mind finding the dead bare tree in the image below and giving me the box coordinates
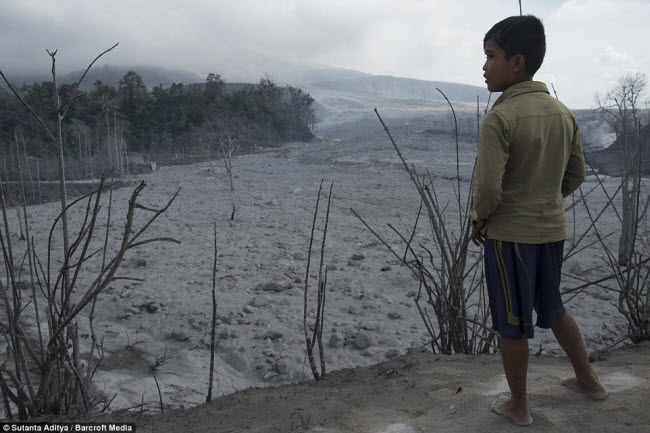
[206,112,243,192]
[303,180,333,380]
[596,73,647,265]
[1,43,119,328]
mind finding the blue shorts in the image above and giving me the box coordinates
[484,236,566,340]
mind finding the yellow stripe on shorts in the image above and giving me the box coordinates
[494,240,520,326]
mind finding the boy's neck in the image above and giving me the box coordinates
[505,76,534,91]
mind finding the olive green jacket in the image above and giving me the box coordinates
[470,81,585,243]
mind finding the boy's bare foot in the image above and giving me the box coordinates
[491,395,533,427]
[561,377,608,400]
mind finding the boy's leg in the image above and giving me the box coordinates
[493,334,533,426]
[484,238,535,426]
[552,312,608,399]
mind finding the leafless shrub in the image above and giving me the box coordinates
[303,180,333,379]
[561,158,650,344]
[207,222,218,402]
[353,93,495,355]
[0,179,180,419]
[147,348,170,414]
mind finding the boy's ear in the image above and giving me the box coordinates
[511,54,526,73]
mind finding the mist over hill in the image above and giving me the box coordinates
[1,64,203,89]
[310,75,490,103]
[63,64,205,89]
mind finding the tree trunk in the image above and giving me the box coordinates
[35,159,41,204]
[51,53,72,311]
[18,133,35,203]
[105,109,112,170]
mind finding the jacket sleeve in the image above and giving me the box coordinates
[470,110,510,229]
[561,120,586,197]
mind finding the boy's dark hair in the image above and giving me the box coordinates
[484,15,546,76]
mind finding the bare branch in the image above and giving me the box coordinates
[0,70,55,141]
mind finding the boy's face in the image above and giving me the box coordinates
[483,39,523,92]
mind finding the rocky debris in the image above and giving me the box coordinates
[255,280,293,293]
[362,322,379,331]
[238,317,252,325]
[350,253,366,261]
[379,337,399,347]
[257,362,277,381]
[592,289,613,301]
[255,351,292,382]
[293,252,306,261]
[328,331,345,348]
[171,329,190,342]
[126,306,141,315]
[250,296,272,307]
[387,312,403,320]
[134,300,160,314]
[221,348,249,372]
[188,317,208,330]
[381,265,392,271]
[255,330,283,341]
[243,305,256,314]
[219,328,240,339]
[385,349,401,359]
[568,262,584,276]
[129,257,147,268]
[117,309,137,320]
[264,199,279,206]
[348,305,363,316]
[354,331,372,350]
[275,358,291,375]
[352,290,371,301]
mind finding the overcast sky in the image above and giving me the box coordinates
[1,0,648,108]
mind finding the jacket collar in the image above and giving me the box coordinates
[492,81,550,108]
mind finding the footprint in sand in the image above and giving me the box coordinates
[481,372,644,396]
[378,424,417,433]
[598,372,644,393]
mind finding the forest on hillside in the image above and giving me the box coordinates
[0,71,316,184]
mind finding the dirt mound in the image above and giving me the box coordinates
[102,342,650,433]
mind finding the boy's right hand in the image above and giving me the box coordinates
[471,225,485,247]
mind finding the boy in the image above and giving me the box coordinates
[470,15,607,426]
